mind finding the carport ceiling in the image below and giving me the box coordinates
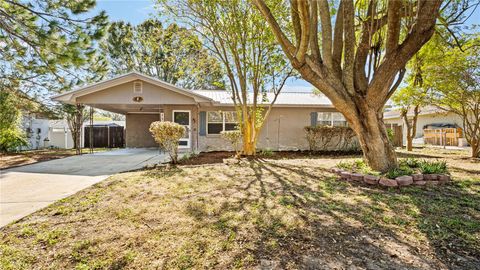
[88,104,166,115]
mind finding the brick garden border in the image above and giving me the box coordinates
[331,168,451,188]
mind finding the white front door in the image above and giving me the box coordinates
[172,110,191,148]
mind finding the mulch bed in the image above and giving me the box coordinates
[178,150,361,166]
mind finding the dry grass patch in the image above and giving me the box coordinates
[1,154,479,269]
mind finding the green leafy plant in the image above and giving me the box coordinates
[179,152,199,162]
[420,160,448,174]
[0,129,27,153]
[337,159,379,175]
[386,128,394,143]
[385,167,414,179]
[399,158,421,168]
[259,148,275,157]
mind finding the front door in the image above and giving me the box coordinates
[172,110,191,149]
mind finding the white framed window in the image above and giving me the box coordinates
[317,112,347,127]
[207,111,238,134]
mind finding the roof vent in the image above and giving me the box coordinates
[133,81,143,93]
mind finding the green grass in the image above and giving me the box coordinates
[0,155,478,269]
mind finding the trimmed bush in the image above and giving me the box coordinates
[220,130,242,156]
[304,126,360,152]
[149,121,185,164]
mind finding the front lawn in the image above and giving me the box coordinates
[1,149,479,269]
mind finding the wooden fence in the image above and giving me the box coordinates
[84,125,125,148]
[424,128,462,146]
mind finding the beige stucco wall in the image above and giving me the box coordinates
[77,81,197,105]
[126,105,198,148]
[197,106,338,152]
[126,105,340,152]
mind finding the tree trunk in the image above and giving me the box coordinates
[409,106,420,151]
[470,139,479,158]
[74,108,83,155]
[242,116,257,156]
[348,105,398,172]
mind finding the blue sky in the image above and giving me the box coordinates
[91,0,480,91]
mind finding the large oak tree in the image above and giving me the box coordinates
[252,0,474,171]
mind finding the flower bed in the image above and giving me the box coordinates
[332,158,451,188]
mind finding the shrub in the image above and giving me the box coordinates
[149,121,185,164]
[0,128,27,153]
[304,126,322,151]
[220,130,242,156]
[304,126,360,151]
[420,160,448,174]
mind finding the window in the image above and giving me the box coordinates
[207,111,238,134]
[317,112,347,127]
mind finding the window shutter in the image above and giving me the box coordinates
[310,112,318,127]
[199,111,206,136]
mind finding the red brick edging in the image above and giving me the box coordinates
[330,168,451,187]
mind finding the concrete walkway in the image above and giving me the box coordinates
[0,148,167,227]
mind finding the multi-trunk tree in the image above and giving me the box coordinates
[160,0,292,155]
[252,0,474,171]
[102,19,224,90]
[391,53,429,151]
[391,85,429,151]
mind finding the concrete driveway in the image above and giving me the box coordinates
[0,148,167,227]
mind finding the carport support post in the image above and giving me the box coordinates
[89,107,94,154]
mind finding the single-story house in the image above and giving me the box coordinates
[52,72,349,152]
[384,106,468,147]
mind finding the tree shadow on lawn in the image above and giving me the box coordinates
[2,159,478,269]
[245,160,480,269]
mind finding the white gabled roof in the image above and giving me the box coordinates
[193,90,333,107]
[51,71,333,107]
[52,71,214,104]
[383,105,448,119]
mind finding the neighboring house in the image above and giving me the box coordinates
[52,72,347,152]
[21,118,125,150]
[384,106,468,147]
[21,115,50,150]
